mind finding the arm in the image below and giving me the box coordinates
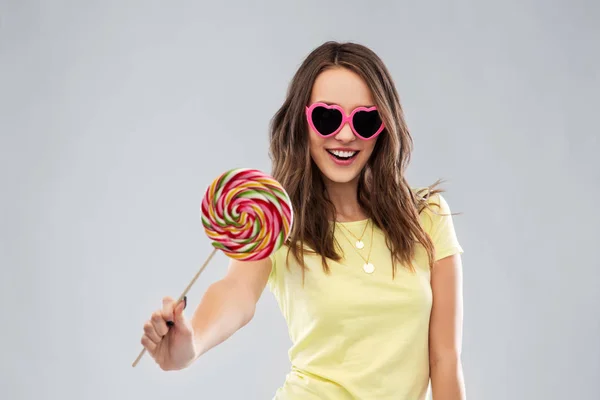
[429,253,466,400]
[190,257,272,358]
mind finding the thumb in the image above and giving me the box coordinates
[173,296,187,323]
[161,296,176,324]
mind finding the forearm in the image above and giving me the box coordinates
[430,356,466,400]
[190,279,255,358]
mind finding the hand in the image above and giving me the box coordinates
[140,296,197,371]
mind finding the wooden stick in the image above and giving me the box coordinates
[132,248,219,367]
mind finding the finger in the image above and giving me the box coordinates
[151,311,169,337]
[162,296,176,309]
[141,335,158,355]
[162,297,176,326]
[174,297,187,323]
[143,321,161,343]
[163,296,187,326]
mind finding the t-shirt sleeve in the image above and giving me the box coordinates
[422,193,464,261]
[267,246,282,292]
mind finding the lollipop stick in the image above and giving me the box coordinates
[131,247,219,367]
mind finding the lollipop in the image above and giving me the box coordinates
[132,168,292,367]
[201,168,293,261]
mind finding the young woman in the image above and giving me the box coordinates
[140,41,466,400]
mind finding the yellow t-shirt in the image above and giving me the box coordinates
[267,193,463,400]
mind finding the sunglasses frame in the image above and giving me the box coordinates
[305,102,385,141]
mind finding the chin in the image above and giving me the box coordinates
[313,150,367,184]
[321,169,361,184]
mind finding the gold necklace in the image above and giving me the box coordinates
[337,219,370,249]
[337,220,376,274]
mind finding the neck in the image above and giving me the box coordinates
[324,177,367,222]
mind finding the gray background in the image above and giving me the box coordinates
[1,0,598,399]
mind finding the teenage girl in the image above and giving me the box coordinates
[140,41,466,400]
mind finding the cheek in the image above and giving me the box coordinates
[308,130,325,152]
[361,139,377,158]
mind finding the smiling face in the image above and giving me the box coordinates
[307,67,380,185]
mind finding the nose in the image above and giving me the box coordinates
[334,122,355,143]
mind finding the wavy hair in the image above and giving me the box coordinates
[269,41,442,279]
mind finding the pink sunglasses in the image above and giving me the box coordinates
[305,102,385,140]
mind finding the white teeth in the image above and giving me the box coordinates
[329,150,357,158]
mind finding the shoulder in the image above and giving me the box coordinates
[269,242,289,270]
[412,186,463,259]
[412,187,452,224]
[267,243,293,290]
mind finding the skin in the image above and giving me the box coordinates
[307,67,378,222]
[140,67,465,399]
[430,254,466,399]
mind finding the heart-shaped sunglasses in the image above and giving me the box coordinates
[305,102,385,140]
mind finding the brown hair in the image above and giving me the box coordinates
[269,41,442,278]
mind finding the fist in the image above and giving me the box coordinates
[141,296,197,370]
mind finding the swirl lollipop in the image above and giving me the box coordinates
[132,168,292,367]
[201,168,293,261]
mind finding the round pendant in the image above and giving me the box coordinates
[355,240,365,249]
[363,263,375,274]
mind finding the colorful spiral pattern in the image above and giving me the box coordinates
[201,168,293,261]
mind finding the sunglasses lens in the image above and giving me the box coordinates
[311,106,343,136]
[353,110,383,138]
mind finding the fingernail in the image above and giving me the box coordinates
[166,321,174,327]
[183,296,187,309]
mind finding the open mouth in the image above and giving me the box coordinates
[326,149,359,161]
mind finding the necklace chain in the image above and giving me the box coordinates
[336,220,376,274]
[337,219,370,249]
